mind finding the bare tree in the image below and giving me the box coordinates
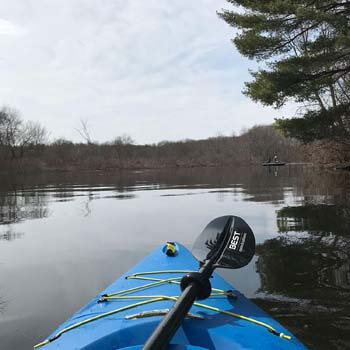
[75,119,93,144]
[0,106,48,159]
[110,134,134,146]
[17,121,48,157]
[22,121,48,146]
[0,106,23,159]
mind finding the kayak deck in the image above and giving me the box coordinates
[35,243,307,350]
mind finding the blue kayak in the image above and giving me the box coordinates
[34,243,308,350]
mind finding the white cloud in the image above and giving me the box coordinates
[0,19,24,35]
[0,1,295,144]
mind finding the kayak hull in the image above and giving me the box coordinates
[36,243,307,350]
[262,162,286,166]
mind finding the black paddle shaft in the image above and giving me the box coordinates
[142,261,214,350]
[142,282,199,350]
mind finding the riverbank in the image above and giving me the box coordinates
[0,156,263,173]
[3,124,349,174]
[0,125,305,173]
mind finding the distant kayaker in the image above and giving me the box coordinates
[273,155,278,163]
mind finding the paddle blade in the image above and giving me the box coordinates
[192,215,255,269]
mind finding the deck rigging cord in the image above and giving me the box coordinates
[33,270,291,348]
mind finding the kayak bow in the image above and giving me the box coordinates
[34,242,308,349]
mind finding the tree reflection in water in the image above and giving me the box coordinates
[255,204,350,350]
[0,226,24,241]
[0,189,49,225]
[0,167,349,349]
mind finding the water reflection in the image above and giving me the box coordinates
[102,194,136,200]
[0,166,349,350]
[0,226,24,241]
[0,190,49,225]
[256,233,350,295]
[277,204,350,236]
[0,180,139,224]
[0,165,307,204]
[255,202,350,349]
[0,166,298,229]
[0,295,6,314]
[277,204,350,291]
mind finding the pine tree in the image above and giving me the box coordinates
[218,1,350,144]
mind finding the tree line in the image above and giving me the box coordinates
[0,106,304,172]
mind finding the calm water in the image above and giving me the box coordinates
[0,166,349,350]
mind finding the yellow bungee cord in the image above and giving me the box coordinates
[34,270,291,348]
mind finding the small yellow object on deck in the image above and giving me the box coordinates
[165,242,177,256]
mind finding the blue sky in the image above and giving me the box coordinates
[0,1,294,144]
